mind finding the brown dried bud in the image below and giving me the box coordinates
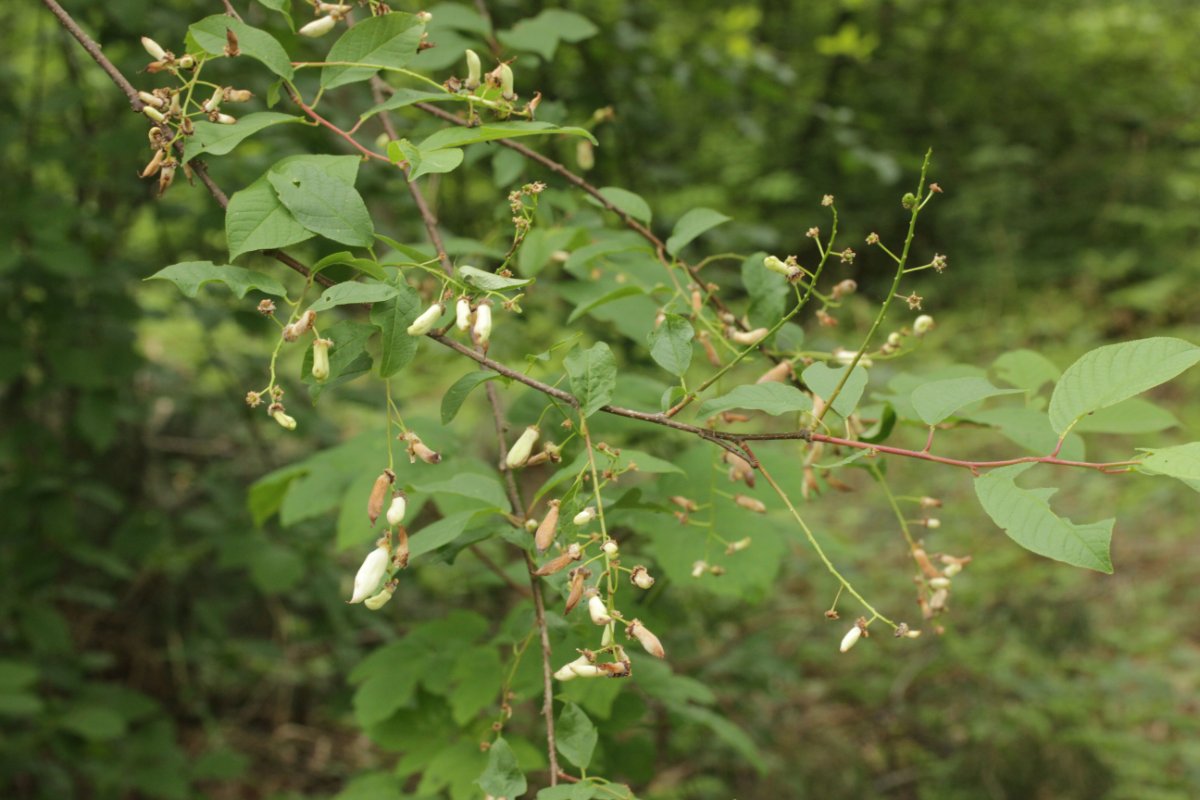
[920,496,943,508]
[720,412,752,424]
[564,567,591,613]
[697,331,721,367]
[367,469,396,525]
[535,500,560,554]
[626,619,665,659]
[597,659,632,678]
[630,565,655,590]
[912,548,940,579]
[831,279,858,300]
[756,361,795,384]
[393,527,410,570]
[815,309,838,328]
[403,431,441,464]
[733,494,766,514]
[723,451,756,487]
[670,495,698,512]
[257,299,276,315]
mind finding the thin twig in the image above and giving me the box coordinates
[40,0,143,111]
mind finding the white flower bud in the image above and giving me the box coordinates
[473,301,492,346]
[691,560,708,578]
[729,327,769,346]
[733,494,766,514]
[587,594,612,626]
[626,619,665,659]
[573,506,597,526]
[631,566,655,589]
[926,517,941,529]
[601,623,614,647]
[833,348,873,368]
[142,106,166,123]
[141,37,168,61]
[407,302,444,336]
[455,296,472,331]
[299,15,337,38]
[928,576,951,590]
[554,654,601,681]
[601,540,619,557]
[214,113,237,125]
[942,562,962,578]
[505,425,540,469]
[386,494,407,527]
[311,337,332,382]
[839,625,863,653]
[913,314,935,336]
[887,332,903,347]
[270,407,296,430]
[349,546,389,604]
[464,49,482,90]
[498,62,515,99]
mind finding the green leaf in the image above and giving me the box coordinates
[992,349,1061,392]
[967,407,1086,462]
[182,112,304,162]
[146,261,286,298]
[591,187,652,223]
[555,703,598,769]
[268,162,375,247]
[910,377,1022,425]
[537,786,597,800]
[308,281,398,312]
[567,285,646,324]
[0,661,37,692]
[59,705,127,741]
[253,0,292,27]
[301,320,376,393]
[741,250,786,328]
[665,208,731,256]
[188,16,294,79]
[499,9,598,60]
[0,692,43,717]
[419,121,597,151]
[409,510,492,561]
[974,463,1114,573]
[458,264,534,291]
[321,13,426,89]
[802,362,868,418]
[410,472,509,511]
[359,89,456,122]
[1048,337,1200,434]
[311,251,387,282]
[387,138,466,180]
[565,342,617,417]
[369,279,422,377]
[674,705,766,775]
[476,737,526,798]
[694,383,812,419]
[1138,442,1200,482]
[442,372,502,424]
[1072,397,1179,434]
[646,314,694,377]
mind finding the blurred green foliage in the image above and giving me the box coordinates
[3,1,1198,799]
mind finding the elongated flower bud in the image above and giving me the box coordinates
[913,314,935,336]
[729,327,769,346]
[464,49,482,90]
[534,499,560,554]
[840,625,863,653]
[364,579,397,610]
[299,15,337,38]
[349,545,389,604]
[455,296,472,331]
[587,593,612,626]
[598,659,631,678]
[554,653,599,681]
[912,548,940,579]
[505,425,540,469]
[533,543,582,577]
[723,451,756,487]
[670,496,698,512]
[386,493,407,527]
[404,432,442,464]
[630,565,655,590]
[223,88,253,103]
[367,469,395,525]
[140,148,166,179]
[407,302,443,336]
[763,255,800,280]
[573,506,596,526]
[928,576,951,589]
[691,560,708,578]
[734,494,766,514]
[564,567,590,614]
[214,113,237,125]
[142,36,168,60]
[626,619,665,659]
[756,360,795,384]
[270,407,296,430]
[142,106,166,123]
[498,62,515,100]
[473,301,493,346]
[725,537,752,554]
[311,337,332,382]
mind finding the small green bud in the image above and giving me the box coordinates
[902,192,917,209]
[464,49,482,90]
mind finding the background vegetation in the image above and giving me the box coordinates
[3,1,1198,798]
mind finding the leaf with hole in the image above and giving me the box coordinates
[182,112,304,162]
[565,342,617,417]
[188,16,293,79]
[647,314,694,377]
[321,13,426,89]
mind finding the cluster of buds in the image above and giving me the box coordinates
[402,431,441,464]
[141,36,195,73]
[763,254,803,282]
[298,4,352,38]
[723,451,756,487]
[912,546,972,619]
[199,85,252,124]
[283,310,318,342]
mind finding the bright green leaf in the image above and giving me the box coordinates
[695,383,812,420]
[802,362,868,418]
[369,279,422,377]
[146,261,286,298]
[308,281,398,312]
[565,342,617,417]
[442,372,502,424]
[1048,337,1200,434]
[568,285,646,324]
[556,703,597,769]
[408,511,490,561]
[1138,442,1200,482]
[359,89,456,122]
[1072,397,1179,434]
[592,187,652,224]
[268,162,375,247]
[322,13,425,89]
[499,9,598,60]
[419,121,596,152]
[476,737,526,798]
[647,314,694,377]
[311,251,387,282]
[974,463,1114,573]
[188,16,294,78]
[992,349,1060,393]
[665,208,731,256]
[458,265,534,291]
[182,112,304,162]
[910,377,1022,425]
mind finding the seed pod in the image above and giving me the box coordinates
[533,543,582,577]
[756,360,795,384]
[407,302,444,336]
[140,148,166,179]
[734,494,766,514]
[464,49,482,89]
[729,327,769,346]
[349,545,389,604]
[505,425,540,469]
[630,565,655,590]
[311,337,332,382]
[573,506,597,526]
[473,301,493,346]
[564,567,590,613]
[587,593,613,626]
[534,500,560,554]
[626,619,665,659]
[601,540,619,557]
[270,406,297,431]
[386,493,407,527]
[913,314,935,336]
[299,15,337,37]
[366,469,396,525]
[455,296,472,331]
[839,624,863,653]
[364,579,397,610]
